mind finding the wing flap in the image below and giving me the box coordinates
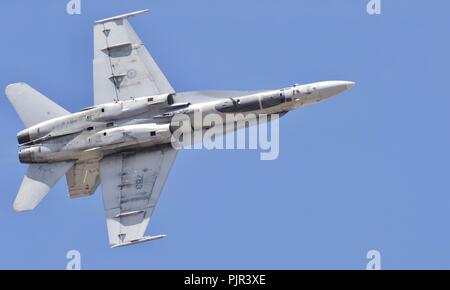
[66,160,100,198]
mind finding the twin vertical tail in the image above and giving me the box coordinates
[5,83,73,211]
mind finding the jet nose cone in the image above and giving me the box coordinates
[344,81,355,90]
[327,80,355,91]
[317,80,355,99]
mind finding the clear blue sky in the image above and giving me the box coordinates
[1,0,450,269]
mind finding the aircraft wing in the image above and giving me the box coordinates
[99,145,177,247]
[93,9,174,105]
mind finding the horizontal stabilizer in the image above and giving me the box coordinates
[14,161,74,212]
[5,83,70,128]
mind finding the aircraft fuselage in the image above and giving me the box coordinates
[17,81,354,164]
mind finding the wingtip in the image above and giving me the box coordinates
[95,9,150,24]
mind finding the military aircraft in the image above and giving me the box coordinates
[5,10,354,248]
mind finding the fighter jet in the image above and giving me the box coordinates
[5,10,354,248]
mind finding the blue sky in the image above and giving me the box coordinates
[1,0,450,269]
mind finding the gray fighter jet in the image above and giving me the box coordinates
[5,10,354,248]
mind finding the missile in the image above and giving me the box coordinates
[91,124,172,147]
[111,235,166,248]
